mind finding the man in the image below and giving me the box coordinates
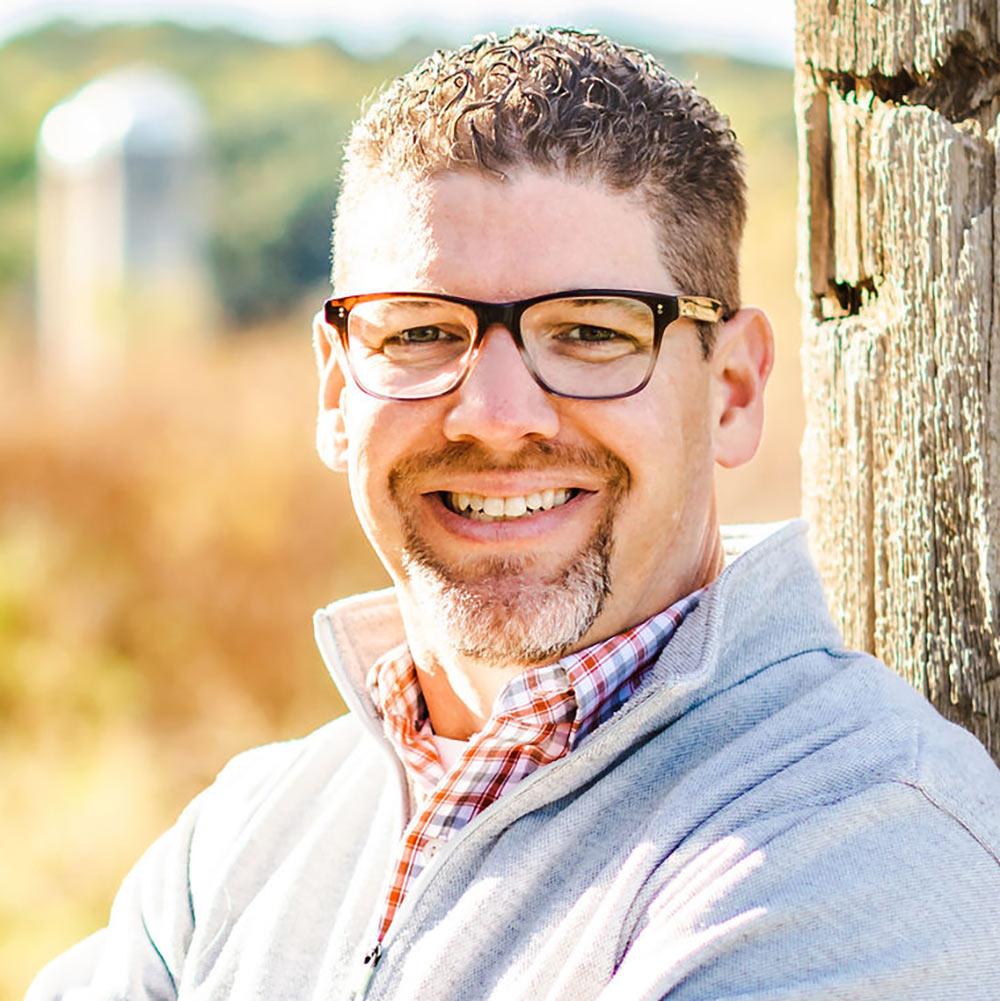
[31,26,1000,1001]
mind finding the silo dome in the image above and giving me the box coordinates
[39,65,204,171]
[35,64,213,382]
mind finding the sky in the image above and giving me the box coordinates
[0,0,795,64]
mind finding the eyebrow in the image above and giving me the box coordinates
[362,299,464,320]
[549,297,652,318]
[371,300,448,311]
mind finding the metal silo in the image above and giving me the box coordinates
[37,65,212,381]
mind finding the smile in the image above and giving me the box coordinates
[440,489,580,521]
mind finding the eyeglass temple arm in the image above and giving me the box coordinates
[677,296,724,323]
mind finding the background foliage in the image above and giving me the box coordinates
[0,20,800,999]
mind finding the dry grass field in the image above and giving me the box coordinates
[0,329,381,992]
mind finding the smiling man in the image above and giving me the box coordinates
[31,26,1000,1001]
[321,166,748,744]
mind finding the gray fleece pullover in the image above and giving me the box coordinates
[29,521,1000,1000]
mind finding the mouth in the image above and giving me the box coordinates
[438,488,582,521]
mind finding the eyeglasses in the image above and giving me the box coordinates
[321,288,724,402]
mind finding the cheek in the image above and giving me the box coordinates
[342,393,441,520]
[658,349,714,448]
[342,395,396,523]
[616,366,714,513]
[667,377,715,498]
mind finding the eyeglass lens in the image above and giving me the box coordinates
[344,295,658,399]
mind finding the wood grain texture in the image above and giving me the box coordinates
[796,0,998,78]
[797,0,1000,759]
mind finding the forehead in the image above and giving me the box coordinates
[334,169,677,301]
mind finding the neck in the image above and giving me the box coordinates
[411,648,523,740]
[395,582,560,739]
[689,520,725,594]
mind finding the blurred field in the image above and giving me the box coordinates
[0,24,802,1000]
[0,324,391,991]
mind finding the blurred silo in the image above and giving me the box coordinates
[36,65,213,381]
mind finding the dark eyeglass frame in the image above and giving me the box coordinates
[321,288,725,402]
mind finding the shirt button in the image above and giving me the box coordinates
[424,837,445,859]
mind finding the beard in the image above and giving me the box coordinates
[388,440,630,667]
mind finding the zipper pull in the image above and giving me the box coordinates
[350,942,382,1000]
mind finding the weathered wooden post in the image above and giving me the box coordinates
[796,1,1000,759]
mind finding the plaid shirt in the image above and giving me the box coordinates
[367,591,702,944]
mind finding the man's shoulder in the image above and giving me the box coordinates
[775,645,1000,862]
[209,712,368,794]
[199,710,385,818]
[627,644,1000,979]
[704,521,1000,857]
[658,620,1000,864]
[855,649,1000,862]
[186,713,391,891]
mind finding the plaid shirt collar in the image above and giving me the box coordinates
[366,589,702,944]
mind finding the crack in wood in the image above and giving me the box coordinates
[814,278,883,322]
[831,277,879,316]
[816,40,1000,122]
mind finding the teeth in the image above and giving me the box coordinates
[483,497,504,517]
[504,496,527,517]
[444,489,575,520]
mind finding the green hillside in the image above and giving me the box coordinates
[0,20,795,335]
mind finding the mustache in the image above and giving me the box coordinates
[387,440,632,497]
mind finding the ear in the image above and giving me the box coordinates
[312,311,349,473]
[709,307,775,469]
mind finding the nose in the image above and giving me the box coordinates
[442,324,560,450]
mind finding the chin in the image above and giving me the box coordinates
[401,530,613,667]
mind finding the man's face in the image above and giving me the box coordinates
[320,169,728,668]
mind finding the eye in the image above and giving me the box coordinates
[561,324,627,343]
[392,326,450,344]
[374,323,471,364]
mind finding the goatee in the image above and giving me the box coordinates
[389,440,629,666]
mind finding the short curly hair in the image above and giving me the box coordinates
[333,27,746,355]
